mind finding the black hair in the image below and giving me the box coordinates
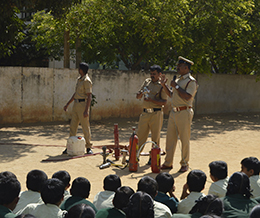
[79,62,89,75]
[16,215,36,218]
[149,65,162,73]
[250,204,260,218]
[155,172,174,193]
[65,203,95,218]
[70,177,91,199]
[226,172,252,198]
[241,157,260,175]
[0,171,17,180]
[209,161,228,180]
[187,170,207,192]
[200,215,222,218]
[126,191,154,218]
[26,169,48,192]
[113,186,135,212]
[189,194,223,216]
[0,177,21,205]
[103,174,121,192]
[41,178,65,204]
[137,176,158,199]
[52,170,71,187]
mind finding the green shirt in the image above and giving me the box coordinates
[95,207,125,218]
[0,205,16,218]
[60,196,97,213]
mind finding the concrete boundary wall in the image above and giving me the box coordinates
[0,67,259,124]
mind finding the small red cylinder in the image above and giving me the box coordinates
[151,144,161,173]
[114,123,120,160]
[129,128,138,172]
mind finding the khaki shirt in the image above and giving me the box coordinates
[74,74,92,100]
[171,73,198,108]
[139,78,167,109]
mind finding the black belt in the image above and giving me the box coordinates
[74,99,85,103]
[143,108,162,113]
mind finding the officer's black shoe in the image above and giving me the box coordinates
[87,148,93,154]
[62,149,67,154]
[147,157,151,165]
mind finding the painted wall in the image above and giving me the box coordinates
[0,67,259,124]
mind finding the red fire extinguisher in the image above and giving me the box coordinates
[129,127,138,172]
[151,144,161,173]
[114,123,120,160]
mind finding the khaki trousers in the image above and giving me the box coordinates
[69,102,91,148]
[163,108,194,167]
[137,110,163,152]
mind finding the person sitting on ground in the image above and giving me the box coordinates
[177,169,207,214]
[60,177,97,213]
[0,177,21,218]
[96,186,134,218]
[64,204,95,218]
[52,170,71,202]
[208,161,229,198]
[13,169,48,214]
[222,171,259,218]
[173,194,223,218]
[0,171,17,180]
[241,157,260,198]
[93,174,121,210]
[126,191,154,218]
[18,178,66,218]
[154,172,179,214]
[250,204,260,218]
[137,176,172,218]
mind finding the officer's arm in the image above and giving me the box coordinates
[170,80,192,101]
[136,91,143,99]
[64,93,75,111]
[83,93,92,117]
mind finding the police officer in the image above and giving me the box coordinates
[63,62,93,154]
[160,57,199,172]
[136,65,167,164]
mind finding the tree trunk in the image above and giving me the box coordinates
[75,37,82,68]
[64,30,70,68]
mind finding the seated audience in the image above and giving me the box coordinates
[177,169,207,214]
[93,174,121,210]
[96,186,134,218]
[154,172,179,214]
[137,176,172,218]
[18,178,66,218]
[208,161,229,198]
[60,177,97,212]
[64,204,95,218]
[173,194,223,218]
[250,204,260,218]
[241,157,260,198]
[0,176,21,218]
[126,191,154,218]
[52,170,71,201]
[13,169,48,214]
[222,172,259,218]
[0,171,17,179]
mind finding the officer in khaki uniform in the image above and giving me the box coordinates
[160,57,198,172]
[136,65,167,162]
[63,62,93,154]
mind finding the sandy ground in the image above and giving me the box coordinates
[0,113,260,202]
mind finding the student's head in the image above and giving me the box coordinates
[103,174,121,192]
[137,176,158,199]
[65,204,95,218]
[126,191,154,218]
[52,170,71,190]
[200,215,222,218]
[70,177,91,199]
[209,161,228,181]
[226,172,252,198]
[187,170,207,192]
[0,171,17,179]
[41,178,65,205]
[0,177,21,210]
[155,172,174,194]
[16,215,36,218]
[250,204,260,218]
[26,169,48,192]
[113,186,134,211]
[189,194,223,216]
[241,157,260,177]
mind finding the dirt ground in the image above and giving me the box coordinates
[0,113,260,202]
